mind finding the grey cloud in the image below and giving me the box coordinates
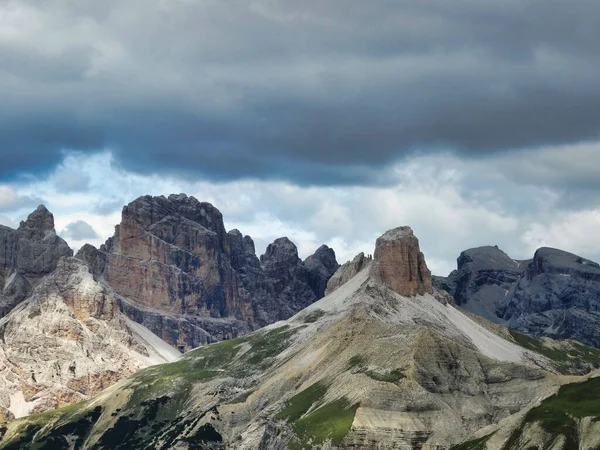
[93,198,125,215]
[1,0,600,185]
[0,187,43,213]
[60,220,100,240]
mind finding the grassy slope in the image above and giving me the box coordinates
[454,377,600,450]
[0,325,298,450]
[509,330,600,375]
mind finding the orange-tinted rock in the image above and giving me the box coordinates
[370,226,433,297]
[77,194,338,349]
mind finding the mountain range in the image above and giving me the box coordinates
[434,245,600,347]
[2,195,600,449]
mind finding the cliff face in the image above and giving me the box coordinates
[436,245,600,348]
[0,206,73,317]
[0,257,180,421]
[370,226,433,296]
[77,194,337,349]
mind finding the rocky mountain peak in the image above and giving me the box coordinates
[456,245,518,271]
[304,245,339,298]
[529,247,600,280]
[370,226,433,296]
[1,206,72,316]
[260,237,299,266]
[19,205,55,233]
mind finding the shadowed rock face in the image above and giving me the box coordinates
[436,245,600,347]
[0,206,73,317]
[370,226,433,297]
[77,194,337,349]
[304,245,339,298]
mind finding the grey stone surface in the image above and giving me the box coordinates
[436,245,600,347]
[76,194,337,349]
[0,206,72,317]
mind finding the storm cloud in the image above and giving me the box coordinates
[1,0,600,185]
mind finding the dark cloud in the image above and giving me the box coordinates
[1,0,600,185]
[60,220,99,241]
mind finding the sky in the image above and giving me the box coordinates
[1,0,600,276]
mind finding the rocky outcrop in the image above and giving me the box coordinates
[437,245,600,348]
[77,194,337,349]
[370,226,433,296]
[326,252,372,295]
[433,246,524,320]
[303,245,339,298]
[0,257,180,420]
[0,206,72,317]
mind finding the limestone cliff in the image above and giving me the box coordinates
[0,206,72,317]
[370,226,433,296]
[436,245,600,347]
[77,194,338,349]
[0,257,180,422]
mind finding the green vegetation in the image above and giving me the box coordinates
[500,377,600,449]
[276,381,358,449]
[301,309,326,323]
[347,355,365,369]
[129,325,297,413]
[451,433,494,450]
[347,355,405,384]
[0,406,102,450]
[364,368,405,383]
[510,330,600,374]
[275,382,328,422]
[1,325,298,450]
[290,398,358,450]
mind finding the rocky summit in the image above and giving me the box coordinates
[76,194,338,350]
[0,206,72,317]
[4,226,600,449]
[0,198,338,421]
[436,245,600,348]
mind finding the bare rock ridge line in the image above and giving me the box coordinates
[435,244,600,348]
[0,196,339,419]
[0,206,72,317]
[75,193,339,349]
[5,222,599,449]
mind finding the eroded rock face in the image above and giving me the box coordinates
[77,194,337,349]
[326,252,372,295]
[433,246,524,321]
[0,257,178,420]
[304,245,339,298]
[437,246,600,347]
[370,226,433,296]
[0,206,73,317]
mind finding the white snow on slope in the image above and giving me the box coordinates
[126,318,182,365]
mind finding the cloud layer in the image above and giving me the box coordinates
[1,0,600,184]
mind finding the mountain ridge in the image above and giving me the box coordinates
[2,226,597,449]
[435,244,600,348]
